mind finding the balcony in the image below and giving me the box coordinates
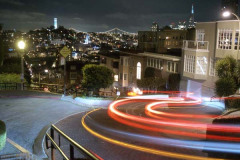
[183,40,209,52]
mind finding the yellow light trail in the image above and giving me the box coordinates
[81,109,225,160]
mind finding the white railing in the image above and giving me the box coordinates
[183,40,209,51]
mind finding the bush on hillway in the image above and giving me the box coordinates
[0,120,6,151]
[215,78,236,97]
[0,73,23,83]
[81,64,114,96]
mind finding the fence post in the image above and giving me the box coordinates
[45,136,49,149]
[58,134,61,147]
[50,128,55,160]
[70,144,74,160]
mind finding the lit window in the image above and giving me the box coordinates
[114,75,119,81]
[235,30,239,50]
[196,56,208,75]
[218,29,233,50]
[209,58,216,76]
[184,55,195,73]
[196,29,205,41]
[137,62,141,80]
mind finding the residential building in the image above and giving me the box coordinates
[182,20,240,97]
[138,29,188,53]
[99,50,181,92]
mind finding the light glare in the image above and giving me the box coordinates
[223,11,231,17]
[18,41,25,49]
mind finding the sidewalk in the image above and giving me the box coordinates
[0,90,93,159]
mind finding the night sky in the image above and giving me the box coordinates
[0,0,221,32]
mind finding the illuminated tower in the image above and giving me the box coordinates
[84,34,90,44]
[188,3,195,28]
[54,18,58,29]
[151,22,159,32]
[222,0,238,16]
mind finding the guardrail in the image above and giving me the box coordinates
[45,124,101,160]
[0,83,29,90]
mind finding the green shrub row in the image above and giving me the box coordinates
[224,98,240,110]
[0,73,23,83]
[0,120,6,151]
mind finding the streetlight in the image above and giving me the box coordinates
[18,40,25,90]
[223,11,240,60]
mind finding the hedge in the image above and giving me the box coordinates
[225,98,240,110]
[0,120,6,151]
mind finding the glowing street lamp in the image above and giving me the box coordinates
[18,40,26,90]
[222,11,231,18]
[18,41,26,50]
[223,11,240,60]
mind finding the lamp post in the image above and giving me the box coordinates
[223,11,240,61]
[18,40,25,90]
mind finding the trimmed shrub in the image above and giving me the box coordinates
[215,78,236,97]
[0,120,6,151]
[82,64,114,96]
[225,98,240,110]
[0,73,22,83]
[168,73,181,91]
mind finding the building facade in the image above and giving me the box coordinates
[138,30,188,53]
[182,20,240,97]
[99,50,181,93]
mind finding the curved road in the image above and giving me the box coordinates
[54,95,240,160]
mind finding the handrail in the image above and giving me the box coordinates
[46,133,69,160]
[45,124,101,160]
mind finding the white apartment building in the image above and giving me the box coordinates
[182,20,240,97]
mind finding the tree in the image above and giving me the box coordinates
[0,57,31,84]
[215,78,236,97]
[82,64,114,96]
[137,67,165,91]
[215,56,240,97]
[160,25,172,31]
[216,56,237,79]
[168,73,181,91]
[0,120,6,151]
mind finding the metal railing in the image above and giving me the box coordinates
[183,40,209,51]
[45,124,101,160]
[0,83,29,90]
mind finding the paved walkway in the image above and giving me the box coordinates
[0,90,92,159]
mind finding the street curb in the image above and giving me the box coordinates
[32,109,95,159]
[33,124,50,159]
[61,96,113,109]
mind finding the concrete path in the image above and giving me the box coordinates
[0,90,92,159]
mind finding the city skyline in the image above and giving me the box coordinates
[1,0,221,32]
